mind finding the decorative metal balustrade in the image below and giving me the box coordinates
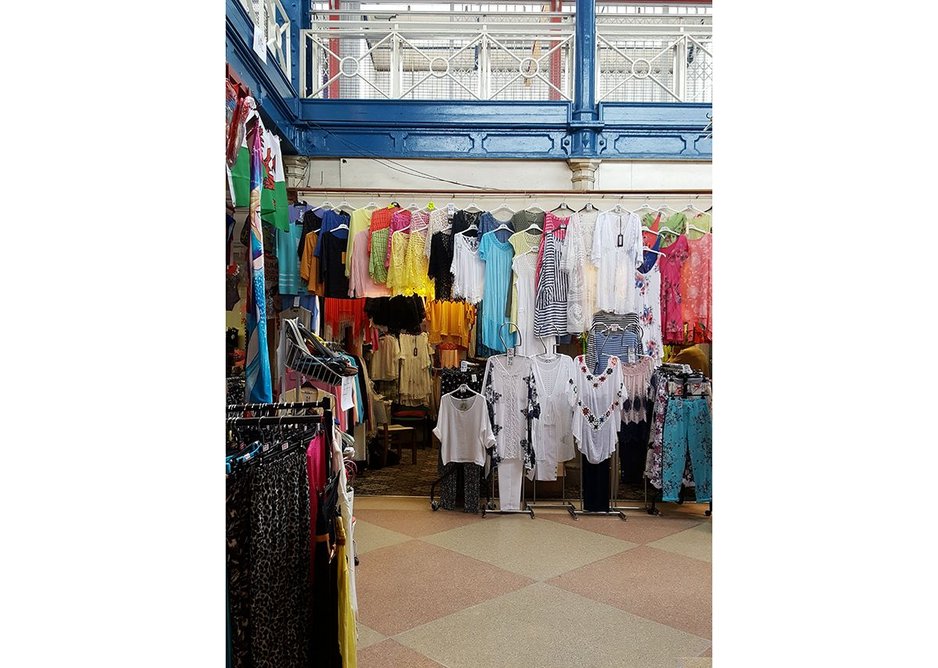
[240,0,293,80]
[596,22,711,103]
[301,12,574,101]
[299,7,710,102]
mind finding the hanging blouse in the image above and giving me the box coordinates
[478,231,515,352]
[385,230,410,295]
[480,211,515,237]
[385,210,412,268]
[434,393,495,467]
[507,229,542,322]
[319,227,351,299]
[641,211,662,248]
[402,223,435,299]
[659,234,690,344]
[534,224,569,338]
[424,209,451,256]
[427,300,476,349]
[368,207,397,284]
[570,354,625,465]
[681,232,712,344]
[620,357,654,425]
[585,311,640,372]
[398,332,432,406]
[530,354,577,481]
[511,209,545,233]
[634,256,664,365]
[563,210,600,334]
[591,211,643,315]
[450,233,485,304]
[481,355,539,469]
[298,208,323,263]
[427,231,455,300]
[592,328,641,374]
[534,212,569,293]
[451,210,481,237]
[299,228,324,295]
[369,335,401,381]
[314,210,351,258]
[509,243,555,356]
[348,227,390,298]
[345,208,373,278]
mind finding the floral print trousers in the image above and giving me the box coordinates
[662,397,712,503]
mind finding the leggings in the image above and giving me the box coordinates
[662,397,712,503]
[438,457,482,513]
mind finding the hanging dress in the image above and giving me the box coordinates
[530,354,577,481]
[368,207,397,285]
[592,211,643,315]
[450,233,486,304]
[398,332,432,406]
[570,353,625,465]
[563,210,600,334]
[681,230,712,343]
[658,234,690,344]
[478,231,515,352]
[634,254,664,365]
[534,223,569,338]
[385,228,410,296]
[510,241,555,356]
[403,217,435,299]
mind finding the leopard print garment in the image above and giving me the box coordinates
[227,465,255,668]
[249,449,311,668]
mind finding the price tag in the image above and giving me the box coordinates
[628,348,636,364]
[447,203,456,215]
[281,442,290,451]
[460,360,468,372]
[617,233,624,247]
[471,373,478,384]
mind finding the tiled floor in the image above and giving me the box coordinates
[352,496,712,668]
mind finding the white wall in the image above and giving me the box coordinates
[293,157,711,194]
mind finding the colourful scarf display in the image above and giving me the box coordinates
[244,101,273,403]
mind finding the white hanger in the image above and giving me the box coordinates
[523,222,543,235]
[464,202,481,213]
[319,200,336,210]
[365,200,378,210]
[490,199,515,217]
[332,222,350,232]
[642,246,667,257]
[406,202,421,212]
[657,203,679,214]
[490,223,513,235]
[686,223,709,235]
[682,202,708,215]
[337,199,355,213]
[456,223,479,236]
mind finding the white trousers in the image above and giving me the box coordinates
[497,459,524,510]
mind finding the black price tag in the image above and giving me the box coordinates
[617,233,624,247]
[413,347,418,356]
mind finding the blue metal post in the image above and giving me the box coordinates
[570,0,601,156]
[288,0,311,97]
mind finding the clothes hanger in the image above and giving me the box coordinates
[551,201,574,215]
[490,222,513,235]
[535,336,557,360]
[490,200,515,217]
[578,201,598,213]
[464,201,482,213]
[642,246,667,257]
[337,199,355,213]
[319,200,336,210]
[365,200,378,210]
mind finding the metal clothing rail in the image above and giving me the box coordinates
[288,187,712,196]
[227,400,331,413]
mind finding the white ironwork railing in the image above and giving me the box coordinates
[301,13,575,101]
[596,23,711,103]
[241,0,293,80]
[297,9,711,103]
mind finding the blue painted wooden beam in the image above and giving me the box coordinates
[226,0,300,150]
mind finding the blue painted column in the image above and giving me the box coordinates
[287,0,311,97]
[570,0,602,156]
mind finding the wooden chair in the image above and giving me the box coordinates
[381,423,417,466]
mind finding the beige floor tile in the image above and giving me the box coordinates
[355,507,483,538]
[355,622,386,650]
[421,514,636,580]
[549,545,711,639]
[355,540,533,636]
[646,522,712,563]
[354,496,430,511]
[540,512,702,545]
[676,658,712,668]
[358,639,444,668]
[396,582,710,668]
[354,519,412,555]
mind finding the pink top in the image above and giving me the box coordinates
[658,234,690,344]
[385,210,412,268]
[349,229,390,298]
[681,234,712,343]
[535,212,570,291]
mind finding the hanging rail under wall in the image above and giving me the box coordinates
[287,187,712,196]
[227,401,331,414]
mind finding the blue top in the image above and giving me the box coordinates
[313,209,351,257]
[478,231,516,352]
[480,212,515,243]
[592,329,640,373]
[276,205,311,295]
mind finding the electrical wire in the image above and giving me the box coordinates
[305,119,503,191]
